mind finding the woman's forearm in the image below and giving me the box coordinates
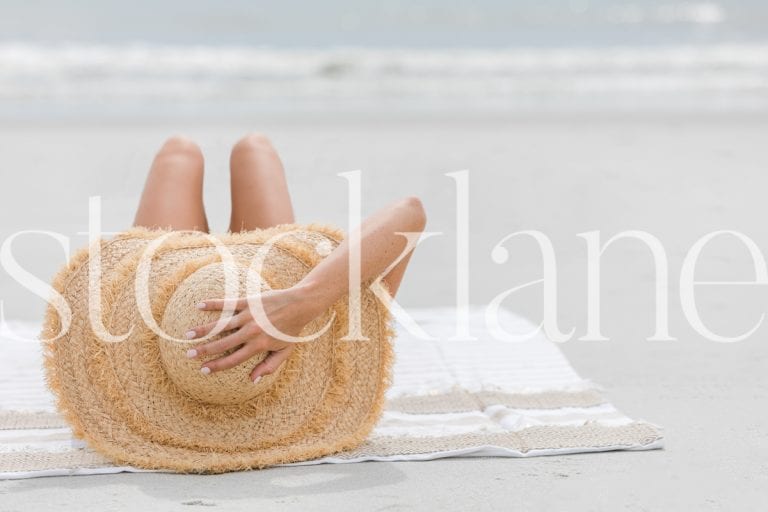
[291,196,426,318]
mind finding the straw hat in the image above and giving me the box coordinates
[40,223,396,473]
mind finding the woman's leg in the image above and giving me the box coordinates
[228,133,295,232]
[133,136,209,232]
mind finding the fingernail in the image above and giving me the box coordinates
[186,349,197,358]
[252,375,262,384]
[200,366,211,375]
[196,302,206,309]
[185,330,196,339]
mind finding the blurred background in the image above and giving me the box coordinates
[1,0,767,118]
[2,0,767,341]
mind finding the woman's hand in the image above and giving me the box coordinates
[184,283,321,383]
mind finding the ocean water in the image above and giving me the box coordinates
[1,0,767,118]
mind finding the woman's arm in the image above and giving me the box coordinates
[289,195,427,323]
[186,196,427,382]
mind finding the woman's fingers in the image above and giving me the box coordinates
[199,339,268,374]
[186,310,249,339]
[197,297,250,311]
[250,345,295,382]
[189,322,261,359]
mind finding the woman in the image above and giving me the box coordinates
[132,133,427,383]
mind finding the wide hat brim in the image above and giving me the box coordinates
[41,223,396,473]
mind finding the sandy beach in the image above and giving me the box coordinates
[1,112,767,509]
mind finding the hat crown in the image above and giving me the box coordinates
[158,261,279,405]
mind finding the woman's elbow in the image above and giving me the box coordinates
[399,195,427,230]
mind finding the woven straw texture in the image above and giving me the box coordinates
[40,223,397,474]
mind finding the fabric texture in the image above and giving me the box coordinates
[0,304,663,479]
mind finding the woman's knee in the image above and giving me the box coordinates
[231,132,275,160]
[155,135,204,167]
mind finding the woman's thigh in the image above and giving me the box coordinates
[133,136,209,232]
[228,133,295,232]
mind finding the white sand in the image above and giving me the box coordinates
[1,113,767,509]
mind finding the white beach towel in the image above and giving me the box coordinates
[0,304,663,479]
